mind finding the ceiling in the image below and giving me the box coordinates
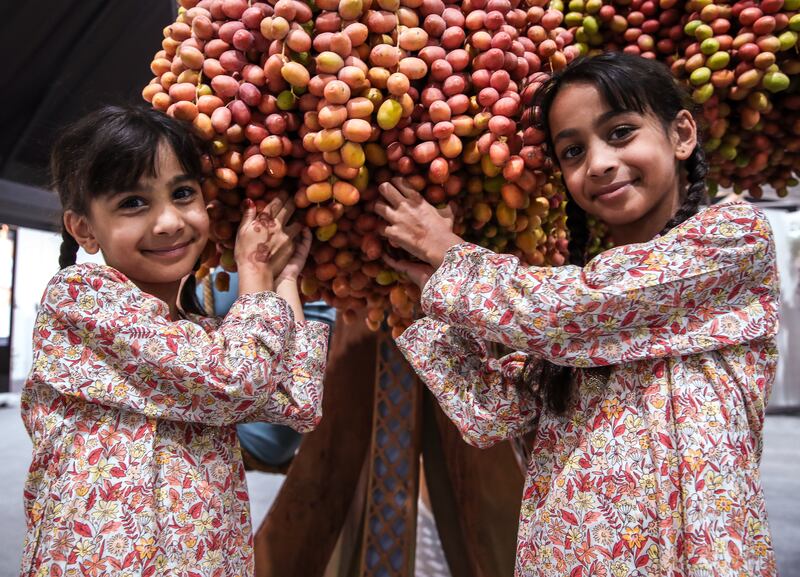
[0,1,176,230]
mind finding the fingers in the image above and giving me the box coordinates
[438,201,457,223]
[382,255,432,289]
[264,195,283,220]
[377,181,405,207]
[275,197,296,225]
[271,239,294,267]
[298,227,312,251]
[390,177,423,202]
[373,201,396,224]
[382,254,405,271]
[255,210,272,228]
[292,228,313,265]
[284,222,302,241]
[240,198,258,226]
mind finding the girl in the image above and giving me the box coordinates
[20,105,328,576]
[376,52,779,576]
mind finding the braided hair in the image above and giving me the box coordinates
[58,229,80,270]
[522,52,709,414]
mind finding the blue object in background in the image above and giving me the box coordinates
[197,271,335,467]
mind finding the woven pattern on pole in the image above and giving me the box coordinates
[359,331,421,577]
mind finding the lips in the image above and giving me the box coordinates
[143,239,193,255]
[592,179,635,199]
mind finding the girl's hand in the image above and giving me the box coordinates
[383,254,435,290]
[265,196,302,279]
[234,198,298,294]
[375,177,463,268]
[276,228,313,284]
[275,228,313,322]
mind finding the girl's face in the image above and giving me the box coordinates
[66,142,209,297]
[548,82,696,242]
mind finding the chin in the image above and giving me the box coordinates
[139,259,199,283]
[595,202,649,228]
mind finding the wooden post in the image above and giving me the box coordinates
[254,318,378,576]
[253,320,524,577]
[356,331,423,577]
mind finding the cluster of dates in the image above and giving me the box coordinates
[145,0,799,333]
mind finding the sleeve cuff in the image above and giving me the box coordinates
[421,242,491,318]
[226,291,292,322]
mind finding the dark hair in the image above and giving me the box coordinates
[527,52,709,414]
[51,104,206,315]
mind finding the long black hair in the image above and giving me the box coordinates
[51,104,207,316]
[526,52,709,414]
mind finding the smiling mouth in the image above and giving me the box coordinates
[143,240,193,255]
[593,180,635,199]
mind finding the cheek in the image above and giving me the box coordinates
[105,224,141,249]
[562,169,588,206]
[189,204,211,238]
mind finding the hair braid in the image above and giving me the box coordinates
[661,144,708,233]
[565,195,589,266]
[520,194,592,414]
[179,260,208,317]
[59,229,80,270]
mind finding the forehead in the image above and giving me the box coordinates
[548,82,665,139]
[147,142,184,180]
[548,83,612,132]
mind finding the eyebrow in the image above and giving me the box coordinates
[114,174,196,196]
[552,109,628,146]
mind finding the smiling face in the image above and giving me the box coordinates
[548,82,696,244]
[65,141,209,303]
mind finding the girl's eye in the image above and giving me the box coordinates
[118,196,146,210]
[173,186,197,201]
[609,125,636,141]
[561,145,583,160]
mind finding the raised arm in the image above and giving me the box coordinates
[30,264,319,427]
[240,319,329,432]
[397,316,541,448]
[422,203,779,367]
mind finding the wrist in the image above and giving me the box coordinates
[238,263,274,295]
[274,275,298,291]
[426,234,462,269]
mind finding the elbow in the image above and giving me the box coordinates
[458,425,502,449]
[289,404,323,433]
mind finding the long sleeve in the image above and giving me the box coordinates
[241,319,329,432]
[29,264,323,427]
[397,316,541,448]
[422,202,779,367]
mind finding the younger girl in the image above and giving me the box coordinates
[377,52,779,576]
[20,106,328,576]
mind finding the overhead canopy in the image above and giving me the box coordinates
[0,0,176,230]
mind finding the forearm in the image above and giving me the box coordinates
[275,277,304,322]
[397,317,540,448]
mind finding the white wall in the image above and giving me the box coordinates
[762,208,800,409]
[10,228,103,391]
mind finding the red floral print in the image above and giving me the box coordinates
[397,202,779,577]
[20,264,328,576]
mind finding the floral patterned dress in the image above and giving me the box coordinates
[397,202,779,577]
[20,264,328,577]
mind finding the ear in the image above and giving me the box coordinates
[672,109,697,161]
[63,210,100,254]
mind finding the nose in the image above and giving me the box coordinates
[152,203,185,236]
[586,143,618,179]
